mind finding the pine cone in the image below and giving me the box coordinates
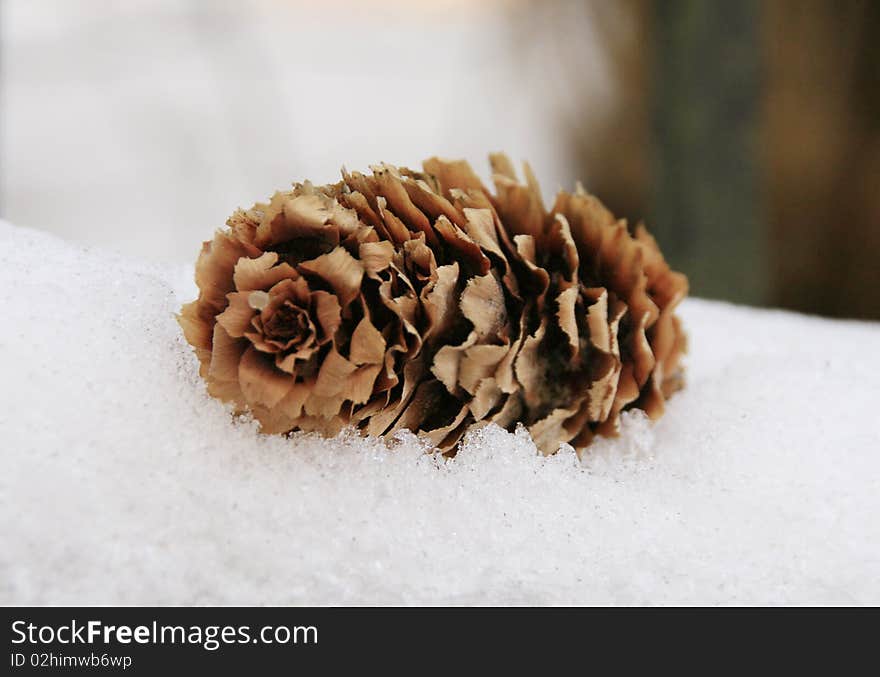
[179,155,687,454]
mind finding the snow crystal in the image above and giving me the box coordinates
[1,220,878,604]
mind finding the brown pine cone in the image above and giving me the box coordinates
[179,155,687,454]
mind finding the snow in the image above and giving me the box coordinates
[1,219,879,604]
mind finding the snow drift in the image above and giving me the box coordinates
[1,220,878,604]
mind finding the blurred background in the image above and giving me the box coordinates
[2,0,878,318]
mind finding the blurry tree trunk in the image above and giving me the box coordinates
[568,1,653,223]
[762,0,880,319]
[650,0,765,305]
[511,0,653,222]
[543,0,766,304]
[517,0,879,319]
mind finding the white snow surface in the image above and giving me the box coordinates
[1,219,879,605]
